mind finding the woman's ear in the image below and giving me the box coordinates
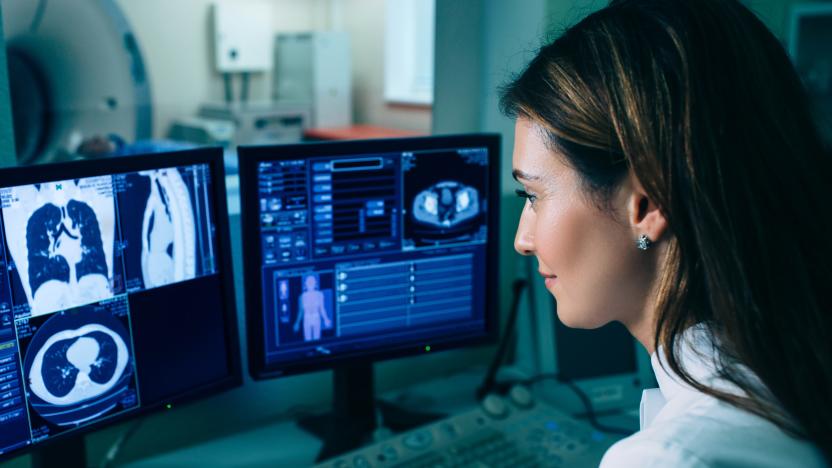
[625,171,669,244]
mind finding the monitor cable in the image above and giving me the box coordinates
[98,419,144,468]
[476,278,528,401]
[223,73,234,104]
[29,0,49,33]
[98,404,322,467]
[493,373,634,436]
[240,72,250,104]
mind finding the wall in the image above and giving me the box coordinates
[341,0,432,132]
[117,0,431,138]
[116,0,332,139]
[543,0,832,42]
[743,0,832,40]
[432,0,485,135]
[544,0,605,34]
[0,5,14,167]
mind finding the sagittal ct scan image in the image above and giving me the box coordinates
[140,168,196,288]
[17,299,138,436]
[117,166,215,292]
[1,177,117,317]
[403,150,488,249]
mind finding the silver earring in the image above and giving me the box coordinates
[637,234,653,251]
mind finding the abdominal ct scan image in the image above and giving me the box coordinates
[403,150,488,249]
[1,177,117,317]
[18,302,138,436]
[412,181,480,228]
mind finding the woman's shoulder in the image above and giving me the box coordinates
[600,434,709,468]
[600,398,826,468]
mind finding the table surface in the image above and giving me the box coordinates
[122,369,639,467]
[303,125,425,141]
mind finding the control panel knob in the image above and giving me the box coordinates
[402,430,434,451]
[508,385,534,409]
[481,394,510,419]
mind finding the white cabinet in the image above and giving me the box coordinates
[273,32,352,129]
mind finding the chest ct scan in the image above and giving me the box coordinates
[2,177,116,317]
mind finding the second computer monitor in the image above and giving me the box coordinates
[0,148,241,462]
[240,135,500,378]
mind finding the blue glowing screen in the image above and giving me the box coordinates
[256,146,491,366]
[0,163,232,455]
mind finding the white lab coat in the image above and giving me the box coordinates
[600,326,826,467]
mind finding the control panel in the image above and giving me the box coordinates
[315,386,621,468]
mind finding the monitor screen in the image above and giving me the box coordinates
[240,135,500,378]
[0,148,240,458]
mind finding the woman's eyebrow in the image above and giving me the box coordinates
[512,169,541,182]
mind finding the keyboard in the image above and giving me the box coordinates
[315,386,621,468]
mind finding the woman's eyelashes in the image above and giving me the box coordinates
[515,188,538,207]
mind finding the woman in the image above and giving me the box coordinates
[502,0,831,466]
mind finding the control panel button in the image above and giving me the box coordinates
[381,444,399,461]
[439,422,458,439]
[481,394,510,419]
[402,430,434,451]
[508,385,534,409]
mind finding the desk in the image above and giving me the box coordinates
[303,125,425,141]
[123,419,320,467]
[120,368,638,467]
[121,371,485,468]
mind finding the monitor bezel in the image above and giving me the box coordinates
[0,148,242,461]
[239,134,501,380]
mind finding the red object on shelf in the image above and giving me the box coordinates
[304,125,425,141]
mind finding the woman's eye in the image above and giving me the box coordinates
[515,189,537,206]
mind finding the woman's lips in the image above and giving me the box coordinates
[539,270,557,288]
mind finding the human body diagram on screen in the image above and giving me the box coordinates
[293,274,333,342]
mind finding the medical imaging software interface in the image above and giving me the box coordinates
[257,145,490,366]
[0,164,224,455]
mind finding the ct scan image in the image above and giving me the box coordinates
[1,176,117,317]
[140,168,196,288]
[402,150,488,249]
[17,300,138,438]
[118,166,213,292]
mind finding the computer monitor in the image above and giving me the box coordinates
[0,148,241,464]
[239,134,500,457]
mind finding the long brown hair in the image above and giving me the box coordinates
[501,0,832,459]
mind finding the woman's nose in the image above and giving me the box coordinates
[514,212,535,256]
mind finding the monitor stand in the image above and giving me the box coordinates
[297,362,377,461]
[31,434,86,468]
[296,362,446,462]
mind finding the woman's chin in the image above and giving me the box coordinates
[556,309,607,330]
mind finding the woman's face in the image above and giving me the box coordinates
[512,118,655,329]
